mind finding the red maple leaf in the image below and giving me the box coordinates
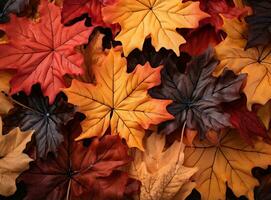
[0,0,93,104]
[20,116,140,200]
[61,0,119,33]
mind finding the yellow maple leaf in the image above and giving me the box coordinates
[102,0,209,56]
[214,17,271,110]
[63,48,173,150]
[0,118,33,196]
[257,101,271,130]
[184,129,271,200]
[0,72,13,115]
[130,133,197,200]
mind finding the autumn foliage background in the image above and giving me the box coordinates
[0,0,271,199]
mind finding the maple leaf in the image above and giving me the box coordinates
[3,85,74,158]
[245,0,271,48]
[102,0,209,56]
[61,0,118,31]
[0,71,13,115]
[0,0,29,23]
[214,17,271,110]
[0,0,93,104]
[184,129,271,200]
[223,96,268,145]
[20,117,140,200]
[149,48,246,139]
[130,133,197,200]
[0,118,33,196]
[64,48,173,150]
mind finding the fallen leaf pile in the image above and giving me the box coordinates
[1,0,271,199]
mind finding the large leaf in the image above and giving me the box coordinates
[20,117,140,200]
[150,48,246,139]
[0,118,33,196]
[214,17,271,109]
[102,0,208,56]
[245,0,271,48]
[130,133,197,200]
[184,129,271,200]
[0,0,93,103]
[3,85,74,158]
[64,48,173,150]
[0,71,13,115]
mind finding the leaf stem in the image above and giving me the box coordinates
[66,179,71,200]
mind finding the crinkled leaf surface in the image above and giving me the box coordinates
[150,48,245,138]
[0,72,13,114]
[3,85,74,158]
[184,129,271,200]
[0,0,93,103]
[0,118,33,196]
[20,118,140,200]
[102,0,208,56]
[245,0,271,48]
[214,17,271,110]
[130,133,197,200]
[64,48,173,150]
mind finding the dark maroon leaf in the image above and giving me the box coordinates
[3,84,74,158]
[149,48,246,139]
[19,117,140,200]
[245,0,271,48]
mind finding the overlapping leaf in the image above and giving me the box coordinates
[245,0,271,48]
[64,48,173,150]
[0,0,93,104]
[130,133,197,200]
[214,17,271,109]
[184,129,271,200]
[20,118,140,200]
[0,118,33,197]
[102,0,209,56]
[150,48,246,138]
[3,85,74,158]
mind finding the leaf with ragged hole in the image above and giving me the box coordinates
[214,17,271,110]
[102,0,209,56]
[0,0,93,103]
[0,118,33,197]
[150,48,246,139]
[130,133,197,200]
[184,129,271,200]
[64,48,173,150]
[20,117,140,200]
[3,85,74,158]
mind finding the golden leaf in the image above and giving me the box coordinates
[63,48,173,150]
[0,118,33,196]
[130,133,197,200]
[102,0,209,56]
[184,129,271,200]
[214,17,271,110]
